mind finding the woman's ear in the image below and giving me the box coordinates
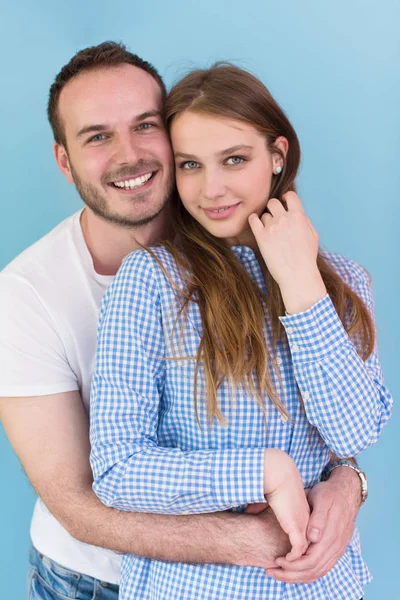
[272,136,289,173]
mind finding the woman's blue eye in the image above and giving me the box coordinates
[226,156,244,165]
[181,161,199,170]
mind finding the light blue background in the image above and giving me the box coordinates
[0,1,398,598]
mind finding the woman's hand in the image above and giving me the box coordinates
[248,192,327,314]
[263,448,310,561]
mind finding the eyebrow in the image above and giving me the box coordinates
[174,144,253,159]
[76,110,163,139]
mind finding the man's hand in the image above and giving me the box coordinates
[266,466,361,583]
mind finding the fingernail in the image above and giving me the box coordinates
[309,527,321,540]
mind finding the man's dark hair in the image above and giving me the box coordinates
[47,41,166,147]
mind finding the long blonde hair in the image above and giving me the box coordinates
[159,64,374,426]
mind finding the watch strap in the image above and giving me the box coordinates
[321,458,368,505]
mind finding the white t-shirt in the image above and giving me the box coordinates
[0,210,121,584]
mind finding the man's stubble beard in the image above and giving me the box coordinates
[69,161,175,229]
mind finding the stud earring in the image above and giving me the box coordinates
[275,166,282,174]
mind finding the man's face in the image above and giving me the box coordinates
[57,64,174,227]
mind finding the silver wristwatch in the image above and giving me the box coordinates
[321,458,368,505]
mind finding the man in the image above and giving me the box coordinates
[0,42,365,599]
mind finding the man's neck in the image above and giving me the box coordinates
[80,207,170,276]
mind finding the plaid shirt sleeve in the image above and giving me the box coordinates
[90,251,266,514]
[279,261,393,457]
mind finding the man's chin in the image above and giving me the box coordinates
[73,170,173,229]
[87,200,168,229]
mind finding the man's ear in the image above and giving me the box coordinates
[54,142,74,184]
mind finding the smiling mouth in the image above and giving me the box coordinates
[110,171,154,190]
[209,206,232,213]
[205,203,239,213]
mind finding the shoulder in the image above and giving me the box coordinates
[102,246,179,308]
[118,246,183,289]
[122,245,177,271]
[321,249,371,289]
[0,270,36,306]
[0,211,89,322]
[1,212,80,287]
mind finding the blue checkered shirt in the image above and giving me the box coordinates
[90,246,392,600]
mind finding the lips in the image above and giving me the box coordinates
[203,202,241,220]
[112,172,154,190]
[107,171,157,194]
[103,159,162,192]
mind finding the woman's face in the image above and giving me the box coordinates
[170,111,286,246]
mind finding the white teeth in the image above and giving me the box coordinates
[210,206,231,213]
[113,172,153,189]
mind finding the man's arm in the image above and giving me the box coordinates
[0,391,289,568]
[0,392,362,576]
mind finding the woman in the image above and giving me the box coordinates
[90,64,392,600]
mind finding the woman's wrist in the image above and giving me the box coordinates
[263,448,292,496]
[279,270,327,315]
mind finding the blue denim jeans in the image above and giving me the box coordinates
[27,545,119,599]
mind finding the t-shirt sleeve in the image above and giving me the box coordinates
[0,273,79,397]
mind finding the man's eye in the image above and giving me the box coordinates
[88,134,106,142]
[180,161,200,170]
[225,156,245,165]
[138,122,153,130]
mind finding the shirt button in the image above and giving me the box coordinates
[292,342,300,352]
[280,413,289,422]
[286,326,294,335]
[302,391,310,401]
[276,356,283,366]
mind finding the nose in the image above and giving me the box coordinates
[113,133,141,165]
[201,168,226,201]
